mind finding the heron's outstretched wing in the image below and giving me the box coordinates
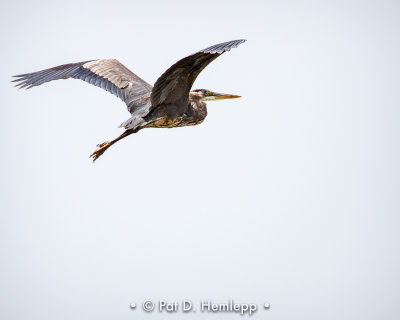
[12,59,152,115]
[150,39,246,109]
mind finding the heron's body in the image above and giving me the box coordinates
[13,39,246,161]
[145,96,207,128]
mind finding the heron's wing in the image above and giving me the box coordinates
[150,39,246,109]
[12,59,152,115]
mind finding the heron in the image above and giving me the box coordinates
[13,39,246,161]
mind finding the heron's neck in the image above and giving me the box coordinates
[187,99,207,123]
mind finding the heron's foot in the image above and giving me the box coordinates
[90,142,111,162]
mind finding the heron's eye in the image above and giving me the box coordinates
[206,91,212,96]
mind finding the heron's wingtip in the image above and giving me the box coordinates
[12,81,29,89]
[202,39,247,54]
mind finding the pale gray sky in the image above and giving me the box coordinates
[1,0,399,319]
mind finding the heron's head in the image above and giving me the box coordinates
[190,89,241,101]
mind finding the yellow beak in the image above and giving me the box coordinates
[214,93,241,100]
[205,93,241,101]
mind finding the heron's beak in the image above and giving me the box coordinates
[213,92,241,100]
[202,92,241,101]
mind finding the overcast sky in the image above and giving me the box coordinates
[1,0,399,319]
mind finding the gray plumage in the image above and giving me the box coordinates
[12,39,246,161]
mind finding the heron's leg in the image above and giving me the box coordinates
[90,128,138,162]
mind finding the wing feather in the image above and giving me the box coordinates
[150,39,246,109]
[12,59,153,115]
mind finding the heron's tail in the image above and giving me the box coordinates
[89,128,137,162]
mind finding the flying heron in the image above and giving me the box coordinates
[13,39,246,161]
